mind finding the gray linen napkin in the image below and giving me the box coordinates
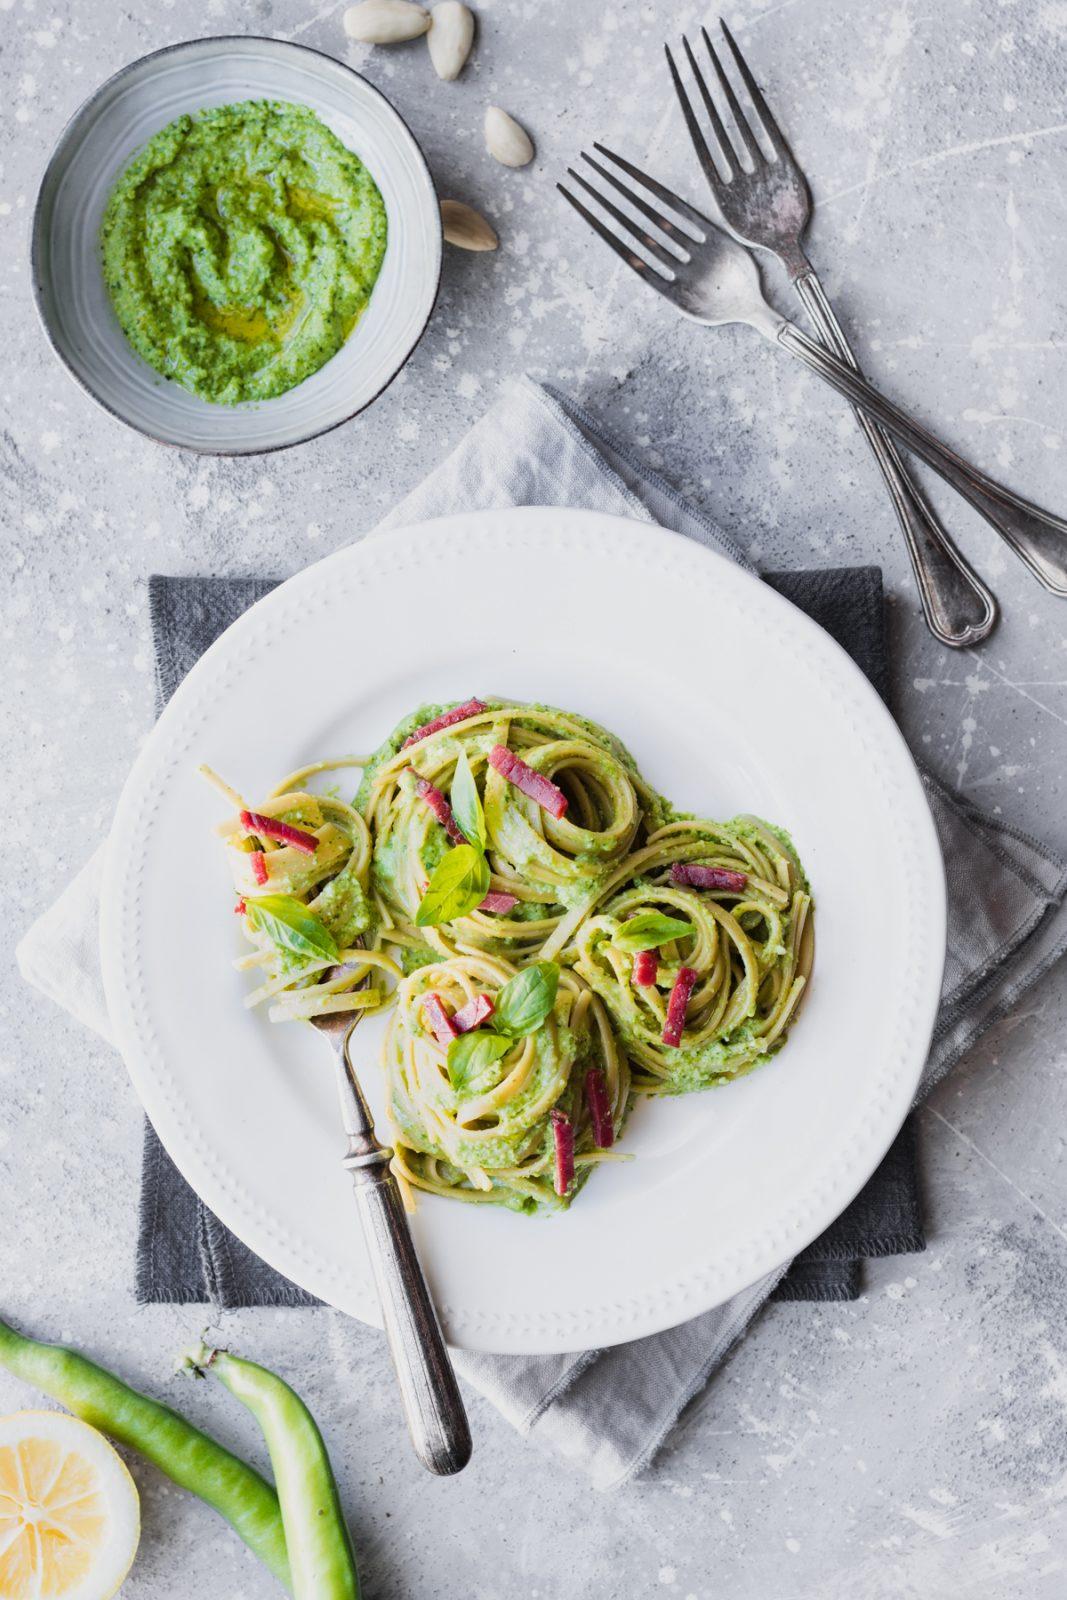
[17,379,1067,1490]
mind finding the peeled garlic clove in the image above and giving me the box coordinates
[343,0,430,43]
[427,1,475,79]
[440,199,498,251]
[484,106,534,168]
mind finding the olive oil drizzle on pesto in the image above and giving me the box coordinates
[101,100,387,404]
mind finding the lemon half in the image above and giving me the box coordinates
[0,1411,140,1600]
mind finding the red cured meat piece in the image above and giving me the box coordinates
[241,810,319,856]
[488,745,568,820]
[670,863,747,893]
[402,699,488,749]
[662,966,698,1048]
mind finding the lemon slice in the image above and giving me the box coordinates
[0,1411,140,1599]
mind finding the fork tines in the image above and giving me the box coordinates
[666,19,789,189]
[557,146,709,282]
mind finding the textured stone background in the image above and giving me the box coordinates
[3,0,1067,1594]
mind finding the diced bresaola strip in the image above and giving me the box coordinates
[550,1109,575,1196]
[670,862,748,893]
[240,810,319,856]
[422,993,458,1046]
[585,1067,614,1149]
[488,745,569,820]
[413,775,466,845]
[250,850,269,886]
[632,950,658,987]
[452,994,494,1033]
[401,698,488,749]
[662,966,698,1048]
[478,891,518,915]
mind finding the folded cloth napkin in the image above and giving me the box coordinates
[17,379,1067,1490]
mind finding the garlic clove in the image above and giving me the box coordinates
[484,106,535,168]
[343,0,430,43]
[427,1,475,80]
[440,199,499,251]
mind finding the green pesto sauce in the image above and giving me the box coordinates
[398,944,439,976]
[371,813,450,914]
[100,100,387,404]
[310,861,372,948]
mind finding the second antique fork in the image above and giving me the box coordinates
[558,151,1067,597]
[666,21,997,649]
[310,954,472,1477]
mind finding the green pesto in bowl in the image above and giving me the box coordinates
[100,100,387,405]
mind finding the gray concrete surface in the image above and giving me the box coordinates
[3,0,1067,1595]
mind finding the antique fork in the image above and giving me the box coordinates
[310,957,471,1476]
[665,22,997,649]
[557,151,1067,597]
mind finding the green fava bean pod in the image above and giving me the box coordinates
[196,1345,360,1600]
[0,1317,291,1591]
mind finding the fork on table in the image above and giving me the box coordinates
[311,951,472,1476]
[665,21,996,649]
[558,147,1067,610]
[559,41,1067,624]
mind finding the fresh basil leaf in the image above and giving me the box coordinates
[415,844,491,927]
[447,1030,511,1093]
[450,750,486,853]
[612,911,694,953]
[245,894,339,964]
[493,961,560,1038]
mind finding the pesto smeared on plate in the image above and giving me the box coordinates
[100,100,387,405]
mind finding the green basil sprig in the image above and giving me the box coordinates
[447,1030,511,1092]
[245,895,339,964]
[493,961,559,1038]
[415,844,490,928]
[450,750,486,853]
[612,911,694,954]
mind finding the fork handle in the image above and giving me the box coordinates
[793,272,996,647]
[347,1148,473,1475]
[333,1025,471,1475]
[776,320,1067,598]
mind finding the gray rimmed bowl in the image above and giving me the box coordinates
[32,36,442,454]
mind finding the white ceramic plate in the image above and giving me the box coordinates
[100,509,946,1353]
[32,37,440,453]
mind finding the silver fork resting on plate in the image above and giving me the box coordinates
[665,21,996,650]
[558,152,1067,600]
[311,958,472,1476]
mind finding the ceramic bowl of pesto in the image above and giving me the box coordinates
[32,36,441,454]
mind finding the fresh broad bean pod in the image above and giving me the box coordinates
[0,1317,292,1592]
[194,1345,360,1600]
